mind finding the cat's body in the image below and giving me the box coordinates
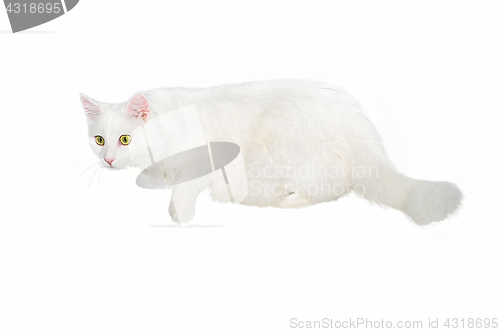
[80,79,462,224]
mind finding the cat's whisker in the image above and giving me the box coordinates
[77,163,99,183]
[71,159,96,170]
[97,168,103,188]
[87,167,101,189]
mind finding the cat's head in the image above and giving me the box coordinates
[80,92,150,169]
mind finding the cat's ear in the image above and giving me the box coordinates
[80,94,101,119]
[126,92,149,121]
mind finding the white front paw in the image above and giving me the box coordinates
[169,200,180,223]
[169,199,195,224]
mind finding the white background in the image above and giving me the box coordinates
[0,1,498,331]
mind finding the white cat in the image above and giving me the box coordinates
[80,79,462,224]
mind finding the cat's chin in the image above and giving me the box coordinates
[109,166,127,170]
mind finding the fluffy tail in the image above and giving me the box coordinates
[401,180,463,225]
[353,162,462,224]
[350,137,463,224]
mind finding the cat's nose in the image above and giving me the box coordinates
[105,158,115,166]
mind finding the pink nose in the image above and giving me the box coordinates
[105,158,115,166]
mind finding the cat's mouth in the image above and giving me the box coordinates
[100,161,118,169]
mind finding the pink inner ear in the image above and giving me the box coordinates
[81,95,100,119]
[127,93,149,121]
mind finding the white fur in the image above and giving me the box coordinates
[81,79,462,224]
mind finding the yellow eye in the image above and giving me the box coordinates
[119,135,131,145]
[95,136,105,146]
